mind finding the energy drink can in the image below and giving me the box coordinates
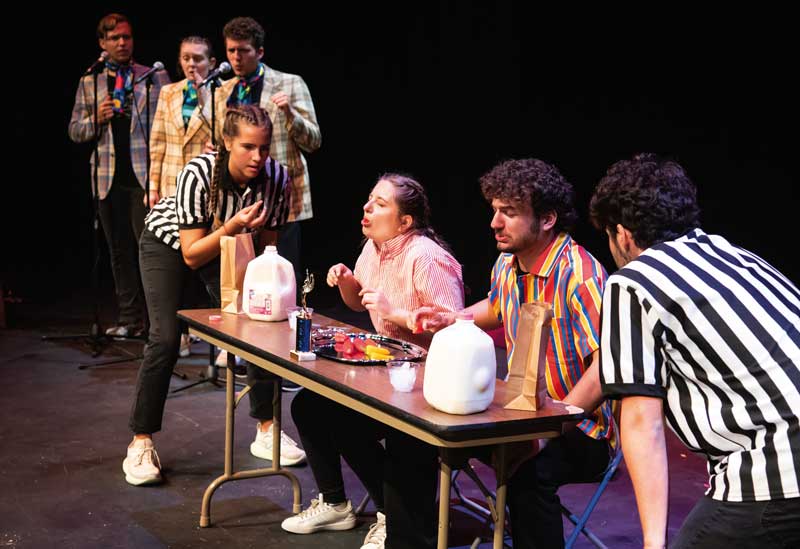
[295,312,312,352]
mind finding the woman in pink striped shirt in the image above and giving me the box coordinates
[281,174,464,548]
[328,173,464,347]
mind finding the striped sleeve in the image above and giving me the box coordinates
[569,277,604,359]
[600,279,668,399]
[261,157,291,228]
[353,241,371,283]
[143,197,181,249]
[411,249,465,313]
[176,155,213,229]
[488,255,505,321]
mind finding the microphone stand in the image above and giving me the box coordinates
[144,72,152,213]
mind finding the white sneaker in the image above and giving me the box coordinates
[281,494,357,534]
[122,438,162,486]
[215,350,245,367]
[179,334,191,358]
[215,349,229,367]
[250,424,307,466]
[360,511,387,549]
[106,324,144,338]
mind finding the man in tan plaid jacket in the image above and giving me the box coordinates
[214,16,321,281]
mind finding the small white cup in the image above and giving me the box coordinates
[387,361,418,392]
[286,307,313,330]
[286,307,301,330]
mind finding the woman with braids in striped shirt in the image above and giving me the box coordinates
[281,174,464,549]
[122,104,305,488]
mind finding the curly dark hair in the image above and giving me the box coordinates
[589,153,701,249]
[223,17,265,50]
[479,158,578,234]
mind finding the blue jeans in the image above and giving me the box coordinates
[671,494,800,548]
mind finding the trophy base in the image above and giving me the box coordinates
[290,350,317,361]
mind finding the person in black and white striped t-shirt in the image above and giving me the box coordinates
[590,154,799,548]
[123,105,306,487]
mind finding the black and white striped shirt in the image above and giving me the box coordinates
[600,229,800,502]
[144,153,290,250]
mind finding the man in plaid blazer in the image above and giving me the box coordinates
[69,13,169,336]
[215,16,321,281]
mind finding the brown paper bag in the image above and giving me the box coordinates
[219,233,255,314]
[504,301,553,411]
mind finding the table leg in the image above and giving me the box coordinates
[272,378,302,513]
[199,356,237,527]
[437,455,452,549]
[493,444,508,549]
[199,358,303,527]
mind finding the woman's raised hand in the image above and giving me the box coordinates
[327,263,353,287]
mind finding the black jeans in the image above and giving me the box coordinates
[384,430,439,549]
[97,184,145,326]
[506,427,611,549]
[129,230,274,434]
[291,389,386,509]
[671,495,800,548]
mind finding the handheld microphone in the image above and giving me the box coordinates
[134,61,165,84]
[84,51,109,75]
[198,62,232,88]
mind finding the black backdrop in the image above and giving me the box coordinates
[6,5,798,308]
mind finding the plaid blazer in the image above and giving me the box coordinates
[68,63,170,199]
[215,64,321,221]
[148,79,213,198]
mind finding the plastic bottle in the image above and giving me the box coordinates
[423,313,496,414]
[242,246,296,321]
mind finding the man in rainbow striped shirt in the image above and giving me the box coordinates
[411,158,614,548]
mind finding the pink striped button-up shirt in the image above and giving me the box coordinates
[354,232,464,348]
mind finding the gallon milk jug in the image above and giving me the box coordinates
[242,246,296,321]
[423,313,496,414]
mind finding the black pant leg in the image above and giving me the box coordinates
[507,428,611,549]
[291,390,349,503]
[98,185,145,326]
[129,231,186,433]
[384,430,439,549]
[196,258,274,421]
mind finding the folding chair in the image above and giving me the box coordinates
[561,447,624,549]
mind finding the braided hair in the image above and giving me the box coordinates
[206,104,273,220]
[379,173,454,255]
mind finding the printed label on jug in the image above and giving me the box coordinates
[248,290,272,315]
